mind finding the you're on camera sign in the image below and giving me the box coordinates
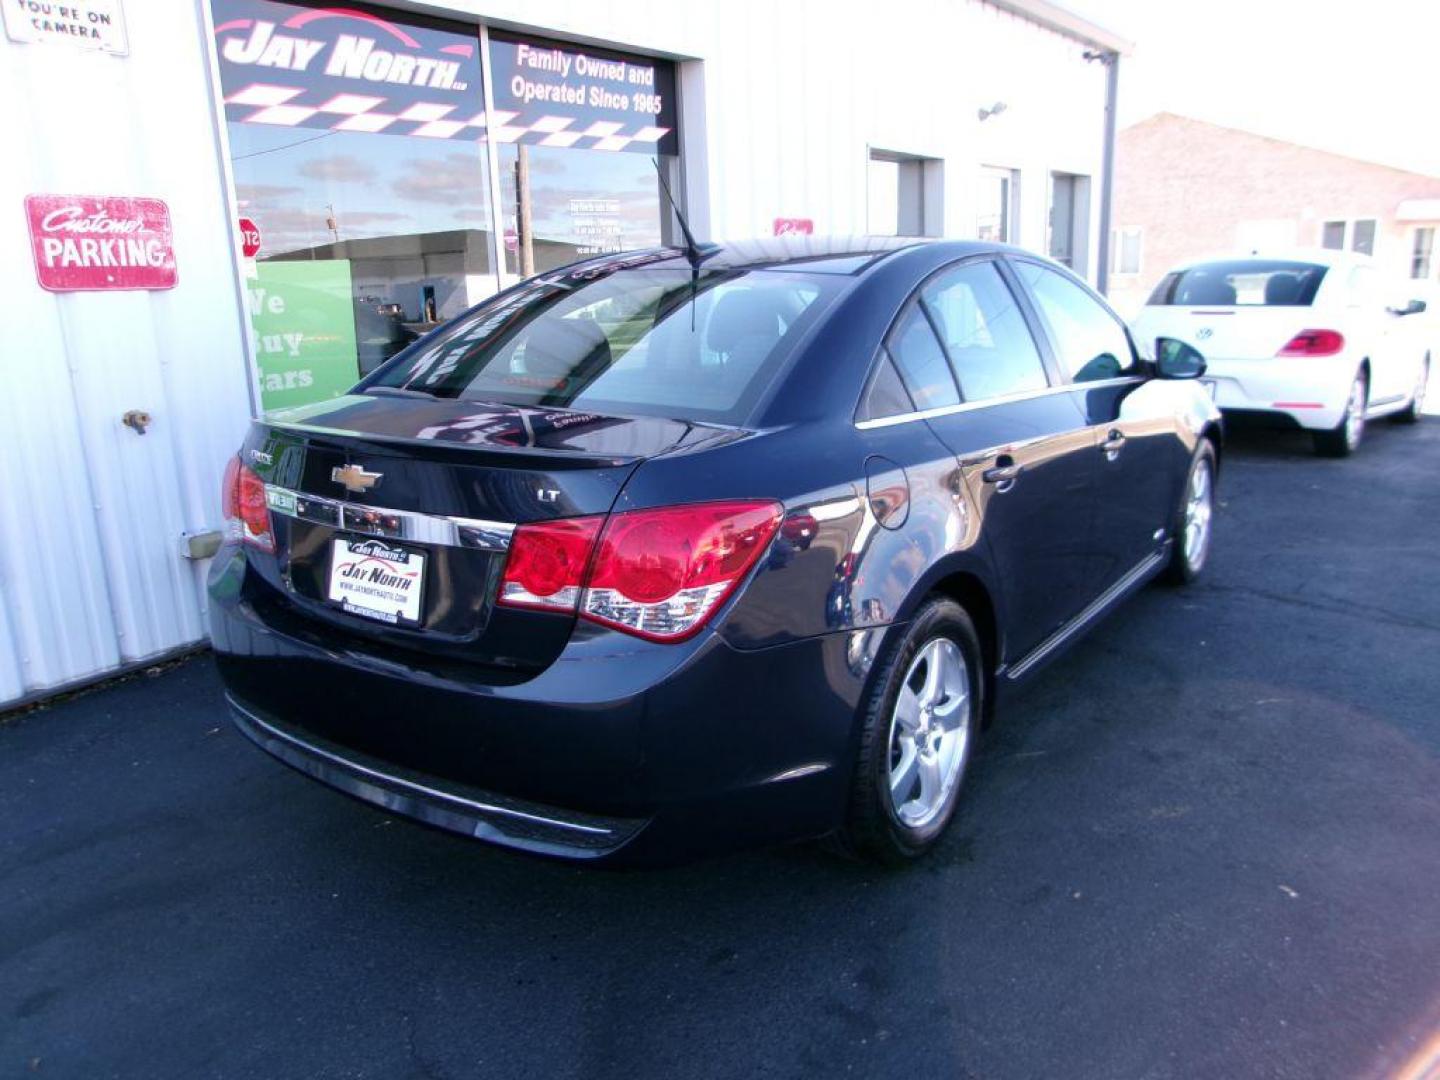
[3,0,129,54]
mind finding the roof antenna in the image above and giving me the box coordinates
[652,157,711,268]
[652,157,713,331]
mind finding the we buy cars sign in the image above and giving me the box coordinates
[25,194,177,292]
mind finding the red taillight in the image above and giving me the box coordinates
[583,501,782,642]
[497,516,604,611]
[495,500,783,641]
[1277,329,1345,357]
[222,455,274,552]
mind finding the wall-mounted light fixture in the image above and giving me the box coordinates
[977,101,1008,122]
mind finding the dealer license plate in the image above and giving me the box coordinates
[327,537,426,625]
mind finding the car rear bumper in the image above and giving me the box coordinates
[209,549,867,864]
[1204,355,1355,430]
[227,693,649,858]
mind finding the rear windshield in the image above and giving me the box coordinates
[1147,260,1328,307]
[362,267,841,425]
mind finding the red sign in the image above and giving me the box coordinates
[773,217,814,237]
[238,216,261,258]
[25,194,177,292]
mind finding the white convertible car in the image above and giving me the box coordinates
[1132,251,1431,456]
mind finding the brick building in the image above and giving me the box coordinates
[1107,112,1440,315]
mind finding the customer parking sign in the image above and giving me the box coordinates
[25,194,177,292]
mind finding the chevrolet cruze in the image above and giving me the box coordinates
[210,238,1222,865]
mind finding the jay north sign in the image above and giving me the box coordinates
[212,1,677,154]
[212,0,483,139]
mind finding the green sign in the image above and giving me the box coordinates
[246,260,359,412]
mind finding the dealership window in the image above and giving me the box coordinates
[1351,219,1377,256]
[1321,218,1378,256]
[1047,172,1089,269]
[214,0,499,411]
[868,149,943,236]
[1110,228,1142,275]
[1413,227,1435,279]
[488,32,678,280]
[976,166,1019,244]
[212,4,680,413]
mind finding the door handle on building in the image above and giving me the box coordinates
[122,410,152,435]
[1100,429,1126,458]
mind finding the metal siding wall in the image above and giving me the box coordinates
[446,0,1109,249]
[0,3,253,706]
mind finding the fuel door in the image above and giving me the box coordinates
[864,454,910,530]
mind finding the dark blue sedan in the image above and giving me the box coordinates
[210,237,1221,865]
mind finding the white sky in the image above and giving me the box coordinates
[1064,0,1440,177]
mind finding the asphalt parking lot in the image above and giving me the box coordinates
[3,417,1439,1080]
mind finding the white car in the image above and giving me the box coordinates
[1131,251,1431,456]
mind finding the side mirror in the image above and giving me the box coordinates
[1155,337,1207,379]
[1389,298,1428,316]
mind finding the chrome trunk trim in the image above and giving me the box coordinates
[263,485,514,552]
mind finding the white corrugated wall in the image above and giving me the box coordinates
[0,0,1112,707]
[0,2,254,705]
[445,0,1110,272]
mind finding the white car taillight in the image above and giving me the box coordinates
[1276,329,1345,357]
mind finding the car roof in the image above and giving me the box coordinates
[1165,248,1373,273]
[540,236,1030,280]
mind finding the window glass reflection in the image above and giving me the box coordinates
[214,0,496,410]
[499,144,669,277]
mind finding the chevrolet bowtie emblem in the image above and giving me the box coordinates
[331,464,383,493]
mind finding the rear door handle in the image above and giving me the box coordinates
[982,455,1020,491]
[1100,429,1126,457]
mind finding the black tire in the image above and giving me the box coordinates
[1162,440,1218,586]
[1393,357,1429,424]
[1313,370,1368,457]
[837,598,984,865]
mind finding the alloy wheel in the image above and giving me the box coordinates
[886,637,972,828]
[1344,375,1367,450]
[1183,457,1214,573]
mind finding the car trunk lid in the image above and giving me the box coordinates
[238,393,733,674]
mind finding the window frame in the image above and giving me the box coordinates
[977,165,1021,244]
[851,253,1066,425]
[917,258,1055,404]
[1412,226,1436,280]
[1005,254,1141,385]
[884,297,963,411]
[866,147,945,238]
[856,348,917,423]
[1110,227,1142,276]
[1320,217,1381,257]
